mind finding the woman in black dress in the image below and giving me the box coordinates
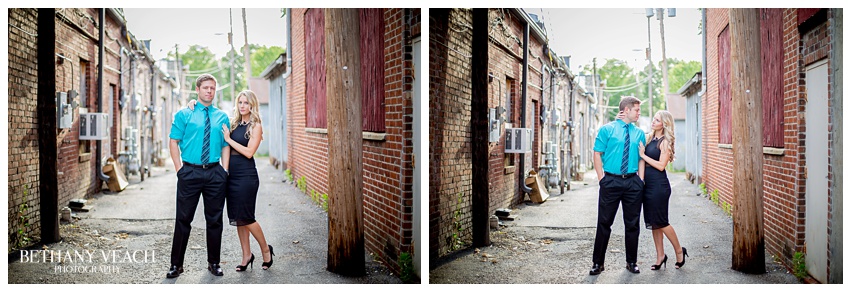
[221,90,274,271]
[638,110,687,270]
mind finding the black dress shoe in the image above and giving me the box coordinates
[166,265,184,278]
[626,262,640,274]
[589,263,605,275]
[208,263,224,276]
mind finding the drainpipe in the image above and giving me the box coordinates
[283,8,292,79]
[284,8,293,172]
[95,9,110,182]
[699,8,707,97]
[519,20,533,194]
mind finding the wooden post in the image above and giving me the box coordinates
[729,8,766,274]
[38,8,60,243]
[471,8,490,247]
[324,8,365,276]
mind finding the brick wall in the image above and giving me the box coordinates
[703,8,837,270]
[8,8,42,247]
[287,8,416,273]
[55,8,103,205]
[429,8,473,259]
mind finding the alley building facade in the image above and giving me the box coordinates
[702,8,842,283]
[429,8,604,262]
[279,8,421,275]
[8,8,177,250]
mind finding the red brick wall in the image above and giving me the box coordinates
[8,8,42,245]
[703,8,836,268]
[55,8,104,205]
[486,8,525,214]
[429,8,473,259]
[287,8,415,273]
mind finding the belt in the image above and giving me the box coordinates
[183,161,219,169]
[605,172,636,179]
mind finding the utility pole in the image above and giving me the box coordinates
[324,8,365,277]
[471,7,490,247]
[729,8,766,274]
[242,8,251,86]
[657,8,675,109]
[645,9,654,117]
[229,8,235,106]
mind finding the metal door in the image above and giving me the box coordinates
[805,59,828,283]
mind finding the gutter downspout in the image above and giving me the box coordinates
[95,8,110,182]
[283,8,292,79]
[699,8,707,97]
[519,20,533,194]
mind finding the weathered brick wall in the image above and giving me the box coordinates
[703,8,837,269]
[8,8,42,247]
[55,8,102,205]
[428,8,473,259]
[287,8,416,273]
[486,8,524,214]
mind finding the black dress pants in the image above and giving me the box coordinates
[170,163,228,266]
[592,174,644,265]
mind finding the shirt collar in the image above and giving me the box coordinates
[615,119,630,128]
[197,102,214,111]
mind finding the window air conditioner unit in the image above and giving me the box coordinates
[505,128,532,153]
[79,113,109,140]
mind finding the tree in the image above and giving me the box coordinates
[594,58,640,121]
[168,45,247,103]
[667,59,702,93]
[250,44,286,77]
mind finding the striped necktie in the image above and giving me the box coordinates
[621,124,629,174]
[201,107,210,164]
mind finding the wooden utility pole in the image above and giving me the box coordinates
[324,8,365,276]
[471,8,490,247]
[729,8,766,274]
[242,8,251,85]
[38,8,60,243]
[658,8,670,101]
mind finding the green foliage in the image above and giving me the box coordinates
[10,186,33,252]
[284,168,293,182]
[710,189,720,205]
[170,44,247,103]
[667,59,702,92]
[320,193,328,212]
[699,183,707,196]
[721,201,733,216]
[449,192,465,251]
[297,176,307,192]
[792,252,808,280]
[250,45,286,77]
[398,252,416,284]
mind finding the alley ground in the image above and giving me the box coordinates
[430,171,801,284]
[7,158,402,284]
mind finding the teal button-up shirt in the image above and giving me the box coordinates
[169,103,230,164]
[593,119,647,175]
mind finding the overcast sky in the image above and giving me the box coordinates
[524,8,703,73]
[123,8,287,61]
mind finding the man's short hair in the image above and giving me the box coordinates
[619,96,641,111]
[195,74,217,88]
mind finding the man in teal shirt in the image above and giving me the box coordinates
[166,74,231,278]
[589,96,646,275]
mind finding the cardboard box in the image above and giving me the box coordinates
[103,157,129,192]
[525,170,549,203]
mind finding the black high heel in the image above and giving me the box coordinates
[650,254,668,270]
[262,245,275,270]
[236,253,255,271]
[675,247,689,269]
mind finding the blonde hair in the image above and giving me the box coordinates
[647,110,675,162]
[230,90,262,140]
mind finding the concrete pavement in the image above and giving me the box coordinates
[429,171,800,284]
[8,157,401,284]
